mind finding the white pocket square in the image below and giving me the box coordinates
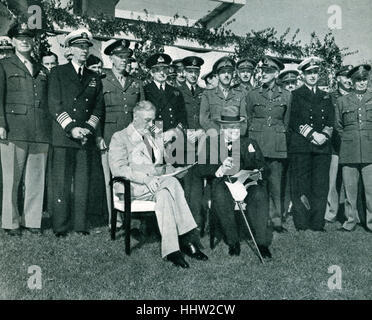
[248,143,255,152]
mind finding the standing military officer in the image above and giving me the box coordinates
[0,23,51,236]
[278,70,299,92]
[48,29,104,237]
[200,56,247,136]
[336,64,372,232]
[288,57,334,231]
[324,65,353,223]
[99,39,144,225]
[233,58,255,94]
[246,56,291,232]
[144,53,188,134]
[172,59,186,88]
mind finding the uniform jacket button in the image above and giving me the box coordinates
[85,98,88,102]
[73,108,76,112]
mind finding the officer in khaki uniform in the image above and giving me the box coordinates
[200,56,247,136]
[0,23,51,236]
[48,29,104,237]
[336,64,372,232]
[233,58,255,95]
[246,56,291,232]
[99,39,144,224]
[324,65,353,223]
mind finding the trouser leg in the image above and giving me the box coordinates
[361,164,372,231]
[52,147,73,233]
[290,153,312,230]
[325,154,340,222]
[155,176,197,257]
[342,165,360,230]
[211,179,239,246]
[266,158,283,227]
[21,143,48,229]
[310,154,331,230]
[1,142,27,230]
[73,148,90,232]
[244,183,272,247]
[101,150,114,224]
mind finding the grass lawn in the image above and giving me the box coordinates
[0,215,371,300]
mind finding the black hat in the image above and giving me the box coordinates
[259,56,284,71]
[278,70,299,83]
[146,53,172,69]
[236,58,256,70]
[216,105,245,124]
[213,56,235,73]
[104,39,131,56]
[335,65,353,77]
[347,64,371,80]
[182,56,204,69]
[7,22,36,39]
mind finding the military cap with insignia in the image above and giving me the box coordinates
[259,55,284,71]
[0,36,13,50]
[347,64,371,80]
[278,70,299,83]
[146,53,172,69]
[104,39,132,56]
[64,28,93,47]
[236,58,256,70]
[297,56,323,72]
[335,65,353,77]
[213,56,235,73]
[7,22,36,38]
[182,56,204,69]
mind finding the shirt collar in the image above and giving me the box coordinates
[186,81,195,91]
[16,52,32,66]
[71,60,84,74]
[153,80,165,90]
[112,68,125,81]
[304,83,316,93]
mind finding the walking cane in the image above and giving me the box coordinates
[227,175,265,264]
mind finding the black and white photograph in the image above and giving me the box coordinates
[0,0,371,305]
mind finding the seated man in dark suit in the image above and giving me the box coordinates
[194,106,273,258]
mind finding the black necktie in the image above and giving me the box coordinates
[143,135,156,163]
[191,85,195,96]
[78,67,82,81]
[227,141,233,157]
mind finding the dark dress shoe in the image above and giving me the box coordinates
[258,245,272,259]
[55,232,67,238]
[23,227,42,235]
[228,242,241,256]
[76,231,90,236]
[167,251,190,268]
[5,228,21,236]
[181,243,208,261]
[273,226,288,233]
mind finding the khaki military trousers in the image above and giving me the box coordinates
[342,164,372,231]
[325,154,341,222]
[1,141,48,229]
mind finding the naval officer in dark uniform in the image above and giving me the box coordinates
[288,57,334,231]
[48,29,104,237]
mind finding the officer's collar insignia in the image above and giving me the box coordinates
[192,59,197,66]
[81,32,88,39]
[158,56,165,63]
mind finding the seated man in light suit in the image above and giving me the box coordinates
[109,100,208,268]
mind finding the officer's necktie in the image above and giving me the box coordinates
[78,67,82,81]
[191,85,195,96]
[143,135,156,163]
[23,59,33,75]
